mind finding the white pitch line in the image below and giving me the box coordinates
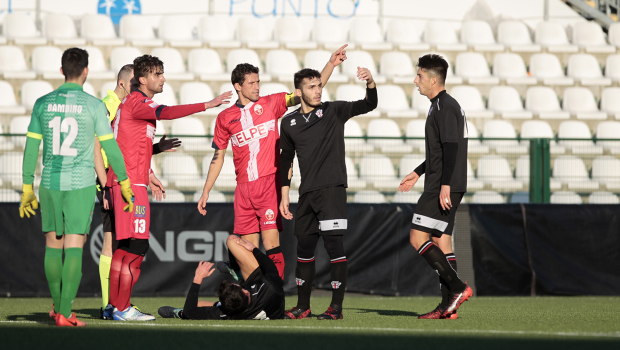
[1,320,619,339]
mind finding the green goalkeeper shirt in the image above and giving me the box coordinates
[23,82,127,191]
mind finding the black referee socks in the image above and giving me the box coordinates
[295,259,315,310]
[418,241,466,293]
[440,253,458,308]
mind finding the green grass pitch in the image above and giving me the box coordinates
[1,295,619,350]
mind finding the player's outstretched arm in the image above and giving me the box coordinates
[205,91,233,110]
[193,261,216,284]
[320,44,348,87]
[399,171,420,193]
[197,149,226,215]
[153,134,181,154]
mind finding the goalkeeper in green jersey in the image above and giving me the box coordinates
[20,47,134,327]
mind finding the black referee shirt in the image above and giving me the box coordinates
[423,90,468,193]
[280,87,378,195]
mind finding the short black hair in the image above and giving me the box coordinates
[416,54,448,86]
[294,68,321,89]
[61,47,89,80]
[134,55,163,85]
[231,63,259,87]
[217,280,249,314]
[117,64,134,84]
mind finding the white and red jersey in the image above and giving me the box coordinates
[107,90,206,187]
[213,92,292,184]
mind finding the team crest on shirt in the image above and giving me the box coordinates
[331,281,342,289]
[265,209,275,221]
[254,104,263,115]
[296,278,305,286]
[290,119,296,126]
[316,109,323,118]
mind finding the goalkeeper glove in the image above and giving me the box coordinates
[19,184,38,218]
[119,179,134,213]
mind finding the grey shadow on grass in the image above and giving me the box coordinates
[351,308,420,317]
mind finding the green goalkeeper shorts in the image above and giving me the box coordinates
[40,185,96,236]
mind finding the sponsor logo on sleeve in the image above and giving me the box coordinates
[230,120,275,147]
[135,205,146,218]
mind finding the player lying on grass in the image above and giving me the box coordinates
[158,235,284,320]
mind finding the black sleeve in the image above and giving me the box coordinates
[334,87,378,122]
[414,161,426,176]
[252,248,279,277]
[438,101,460,144]
[152,143,162,155]
[279,125,295,187]
[182,282,223,320]
[441,142,458,186]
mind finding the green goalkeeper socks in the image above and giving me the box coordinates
[44,247,63,313]
[59,248,83,318]
[99,254,112,309]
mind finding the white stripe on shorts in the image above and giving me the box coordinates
[412,213,448,232]
[319,219,347,231]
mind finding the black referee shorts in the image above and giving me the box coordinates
[411,192,464,237]
[295,186,347,236]
[96,177,114,233]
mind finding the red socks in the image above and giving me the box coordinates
[109,249,144,311]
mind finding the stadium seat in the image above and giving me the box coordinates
[405,120,426,152]
[477,155,524,190]
[335,85,379,116]
[587,191,620,204]
[595,121,620,152]
[529,53,574,86]
[353,190,387,204]
[313,17,349,50]
[31,46,64,79]
[237,17,278,49]
[198,16,240,48]
[0,189,20,202]
[492,53,537,85]
[208,84,239,118]
[226,49,271,81]
[515,155,530,184]
[487,86,533,119]
[42,13,85,45]
[497,20,541,52]
[82,46,114,80]
[4,13,46,45]
[600,87,620,119]
[566,53,611,86]
[150,48,194,80]
[552,156,599,190]
[376,85,417,118]
[380,51,415,83]
[162,189,186,203]
[398,154,426,191]
[550,191,582,204]
[604,54,620,83]
[466,121,490,154]
[99,81,117,99]
[392,191,422,203]
[562,87,607,120]
[386,19,429,51]
[449,86,493,118]
[187,49,227,82]
[434,53,463,85]
[0,46,35,79]
[179,82,214,108]
[0,81,26,115]
[510,192,530,203]
[81,14,124,46]
[454,52,499,85]
[525,86,570,119]
[482,120,527,154]
[341,50,386,84]
[152,84,177,106]
[471,191,505,204]
[0,152,25,188]
[9,115,32,148]
[366,119,412,153]
[345,156,367,190]
[119,15,163,46]
[460,20,504,52]
[572,21,615,53]
[423,21,466,51]
[349,19,392,51]
[274,17,316,49]
[170,117,210,151]
[110,47,142,74]
[265,49,300,82]
[359,154,400,189]
[161,153,203,189]
[466,159,484,190]
[21,81,54,110]
[557,120,603,155]
[203,155,236,190]
[608,22,620,49]
[344,119,374,153]
[591,156,620,187]
[83,82,96,97]
[520,120,565,154]
[260,83,289,97]
[534,21,578,53]
[159,15,201,47]
[193,190,226,203]
[411,89,431,115]
[304,50,348,83]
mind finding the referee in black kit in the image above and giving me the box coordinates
[399,54,472,319]
[279,66,378,320]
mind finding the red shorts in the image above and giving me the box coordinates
[234,173,282,235]
[111,184,150,240]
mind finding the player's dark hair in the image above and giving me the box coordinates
[134,55,164,85]
[231,63,259,87]
[117,64,134,84]
[416,54,448,86]
[217,280,249,314]
[61,47,89,80]
[294,68,321,89]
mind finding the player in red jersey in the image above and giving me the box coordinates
[198,45,348,280]
[105,54,232,321]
